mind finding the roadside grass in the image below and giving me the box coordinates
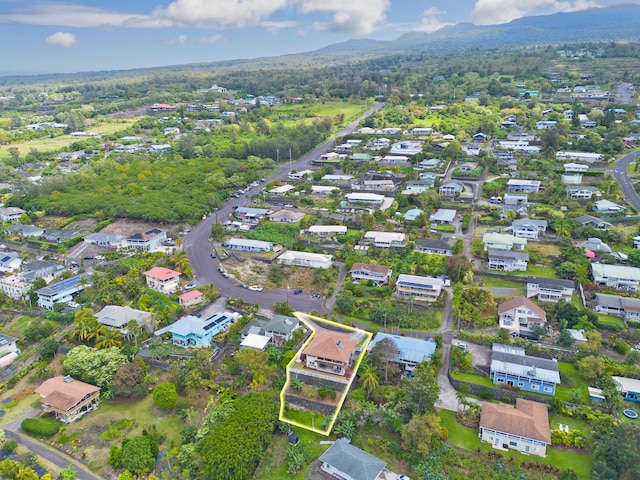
[450,370,493,387]
[439,409,593,479]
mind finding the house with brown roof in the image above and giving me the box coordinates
[143,267,181,294]
[498,296,547,337]
[302,331,357,376]
[349,263,392,286]
[479,399,551,457]
[35,375,100,423]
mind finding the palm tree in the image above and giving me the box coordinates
[70,317,102,343]
[359,364,380,400]
[95,328,122,349]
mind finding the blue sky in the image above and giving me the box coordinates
[0,0,637,75]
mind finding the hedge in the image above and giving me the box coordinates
[21,417,62,437]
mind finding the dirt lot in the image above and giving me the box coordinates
[99,219,181,237]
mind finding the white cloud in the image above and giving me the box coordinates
[158,0,293,28]
[261,20,299,33]
[411,7,451,33]
[471,0,597,25]
[44,31,77,47]
[0,3,165,29]
[165,34,188,45]
[300,0,390,34]
[197,34,224,44]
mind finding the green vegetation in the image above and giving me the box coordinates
[21,416,63,437]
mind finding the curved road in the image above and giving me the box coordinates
[613,149,640,211]
[184,103,383,313]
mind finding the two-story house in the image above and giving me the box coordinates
[498,296,547,336]
[439,181,464,196]
[302,331,357,377]
[592,293,640,321]
[507,179,541,193]
[566,186,601,200]
[363,231,405,248]
[394,274,444,302]
[482,233,527,251]
[526,276,575,303]
[487,250,529,272]
[506,218,547,240]
[143,267,181,294]
[125,228,167,251]
[490,343,560,395]
[349,263,392,286]
[479,399,551,457]
[36,274,93,310]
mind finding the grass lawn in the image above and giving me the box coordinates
[253,427,331,480]
[549,414,593,445]
[281,407,328,430]
[527,243,562,256]
[596,313,626,330]
[439,410,593,478]
[511,265,557,277]
[556,362,589,404]
[450,370,494,387]
[476,275,525,290]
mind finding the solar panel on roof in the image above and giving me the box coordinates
[0,256,10,262]
[248,326,262,335]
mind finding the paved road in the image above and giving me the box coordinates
[183,103,383,312]
[613,150,640,211]
[3,412,100,480]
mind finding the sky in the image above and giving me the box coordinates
[0,0,637,75]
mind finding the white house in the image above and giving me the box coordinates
[507,179,541,193]
[363,231,405,248]
[277,251,332,269]
[556,151,604,163]
[591,263,640,292]
[306,225,347,237]
[36,274,93,310]
[0,207,26,222]
[429,209,457,224]
[395,274,443,302]
[223,238,273,252]
[506,218,547,240]
[563,163,589,173]
[498,296,547,336]
[0,253,22,273]
[479,399,551,457]
[389,140,423,156]
[345,192,385,206]
[592,293,640,321]
[593,199,625,213]
[487,250,529,272]
[527,276,575,303]
[350,263,392,286]
[482,233,527,251]
[143,267,181,294]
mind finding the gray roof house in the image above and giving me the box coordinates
[574,215,611,230]
[6,225,45,237]
[318,438,387,480]
[488,250,529,272]
[94,305,154,333]
[414,239,453,256]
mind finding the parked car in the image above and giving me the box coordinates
[67,301,80,309]
[454,342,468,350]
[248,285,263,292]
[185,282,197,290]
[94,255,105,261]
[211,252,216,258]
[293,289,303,295]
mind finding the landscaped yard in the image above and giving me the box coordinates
[596,313,626,330]
[510,264,557,277]
[475,275,525,290]
[439,410,593,478]
[556,362,589,404]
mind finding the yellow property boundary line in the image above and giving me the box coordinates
[279,313,372,436]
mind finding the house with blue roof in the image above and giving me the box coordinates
[367,333,437,372]
[36,273,93,310]
[154,311,239,348]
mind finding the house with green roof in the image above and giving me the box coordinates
[319,438,387,480]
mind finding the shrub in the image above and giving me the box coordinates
[478,386,494,400]
[152,382,178,409]
[3,440,18,452]
[21,417,62,437]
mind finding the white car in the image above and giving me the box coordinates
[67,301,80,309]
[94,255,105,261]
[248,285,263,292]
[454,342,468,350]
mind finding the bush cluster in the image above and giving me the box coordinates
[21,417,62,437]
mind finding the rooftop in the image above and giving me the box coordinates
[480,399,551,444]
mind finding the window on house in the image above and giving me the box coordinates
[509,441,517,447]
[497,378,504,383]
[544,386,552,392]
[518,382,524,387]
[531,384,539,390]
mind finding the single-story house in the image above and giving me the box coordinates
[154,311,238,348]
[6,225,45,238]
[403,180,434,194]
[592,293,640,321]
[350,263,392,286]
[403,208,424,221]
[591,263,640,292]
[268,184,295,196]
[318,438,387,480]
[306,225,347,237]
[556,151,604,163]
[479,399,551,457]
[0,334,20,369]
[94,305,153,333]
[593,199,625,213]
[429,209,457,224]
[178,290,205,307]
[498,296,546,336]
[414,239,453,256]
[277,251,333,269]
[345,193,385,206]
[233,207,269,223]
[143,267,181,294]
[0,207,26,222]
[563,163,589,173]
[363,231,405,248]
[487,250,529,272]
[366,333,437,372]
[482,233,527,251]
[223,238,273,252]
[83,232,126,247]
[613,376,640,402]
[526,276,575,303]
[269,209,306,223]
[574,215,611,230]
[0,253,22,273]
[240,333,271,351]
[36,376,100,423]
[302,331,357,377]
